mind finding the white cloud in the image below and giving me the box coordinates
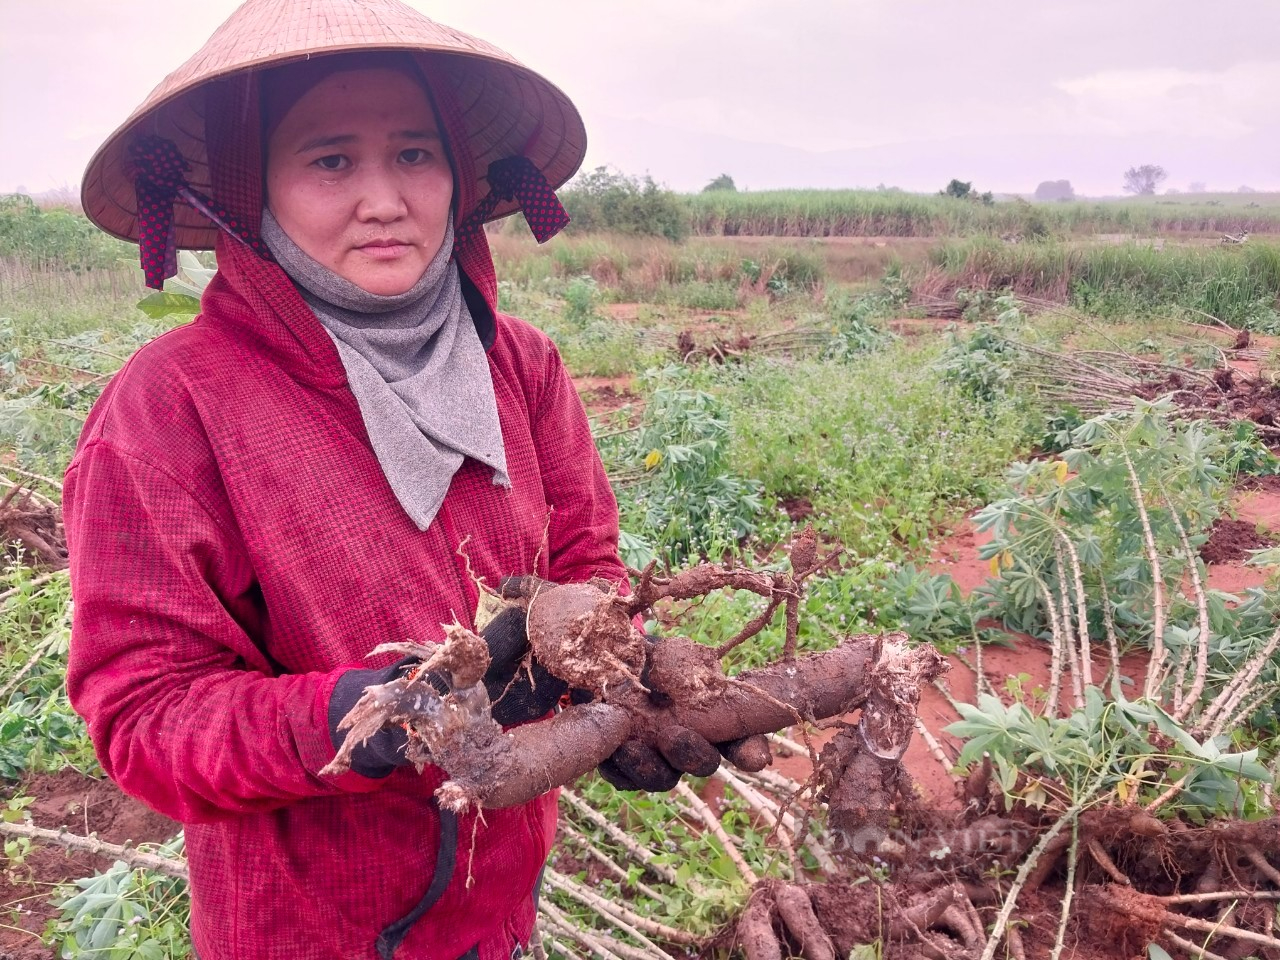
[1054,61,1280,139]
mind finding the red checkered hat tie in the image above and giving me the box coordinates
[457,157,570,245]
[129,136,273,290]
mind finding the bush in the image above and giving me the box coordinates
[561,168,689,242]
[597,366,762,567]
[0,195,127,270]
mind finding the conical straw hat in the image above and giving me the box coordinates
[81,0,586,249]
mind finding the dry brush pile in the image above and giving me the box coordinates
[0,471,65,570]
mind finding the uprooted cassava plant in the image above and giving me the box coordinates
[322,527,946,813]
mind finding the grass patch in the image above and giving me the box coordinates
[715,342,1038,559]
[922,237,1280,326]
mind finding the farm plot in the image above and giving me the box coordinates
[1,217,1279,960]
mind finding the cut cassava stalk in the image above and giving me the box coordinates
[559,788,697,894]
[0,820,187,879]
[542,868,698,948]
[557,822,667,903]
[675,780,758,885]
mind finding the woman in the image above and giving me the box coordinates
[66,1,712,957]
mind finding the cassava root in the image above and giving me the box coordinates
[325,536,945,812]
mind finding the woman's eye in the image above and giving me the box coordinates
[399,148,429,164]
[314,155,348,171]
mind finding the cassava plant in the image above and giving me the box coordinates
[597,365,763,568]
[973,401,1280,727]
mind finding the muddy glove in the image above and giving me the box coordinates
[478,605,569,726]
[328,607,567,778]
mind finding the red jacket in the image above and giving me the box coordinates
[63,249,626,959]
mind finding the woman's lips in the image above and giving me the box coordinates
[356,242,412,260]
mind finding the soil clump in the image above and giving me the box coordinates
[1199,516,1276,564]
[0,482,65,570]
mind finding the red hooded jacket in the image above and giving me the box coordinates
[64,68,624,960]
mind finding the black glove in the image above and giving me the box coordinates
[328,658,416,779]
[328,607,567,778]
[584,635,739,793]
[479,605,568,726]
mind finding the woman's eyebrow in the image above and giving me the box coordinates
[295,133,357,154]
[294,130,441,153]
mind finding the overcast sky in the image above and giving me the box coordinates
[4,0,1279,198]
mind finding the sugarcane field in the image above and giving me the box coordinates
[4,2,1280,959]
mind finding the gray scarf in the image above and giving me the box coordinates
[260,209,509,531]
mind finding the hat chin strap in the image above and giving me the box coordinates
[457,156,570,245]
[130,135,274,290]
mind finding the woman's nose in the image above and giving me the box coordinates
[354,169,408,223]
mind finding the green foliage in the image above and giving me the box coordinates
[940,180,994,205]
[974,404,1233,643]
[518,278,662,378]
[561,168,689,242]
[871,565,976,650]
[0,568,95,779]
[702,174,737,193]
[675,561,888,669]
[49,838,190,960]
[684,188,1280,239]
[934,295,1025,401]
[929,237,1280,326]
[820,293,894,361]
[948,687,1270,814]
[553,776,809,940]
[561,275,599,326]
[597,366,762,567]
[0,195,128,271]
[0,318,165,475]
[721,344,1037,558]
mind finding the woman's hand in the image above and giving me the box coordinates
[328,606,567,777]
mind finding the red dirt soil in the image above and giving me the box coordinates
[575,375,639,417]
[1199,516,1275,564]
[0,769,178,959]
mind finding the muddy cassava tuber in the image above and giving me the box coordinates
[324,547,946,813]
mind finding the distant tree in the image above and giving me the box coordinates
[1188,181,1208,194]
[702,173,737,193]
[1122,165,1168,196]
[1238,185,1259,194]
[940,179,994,205]
[1033,179,1075,202]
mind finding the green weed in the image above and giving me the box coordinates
[720,345,1037,558]
[597,366,762,567]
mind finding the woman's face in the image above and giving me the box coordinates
[265,68,454,296]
